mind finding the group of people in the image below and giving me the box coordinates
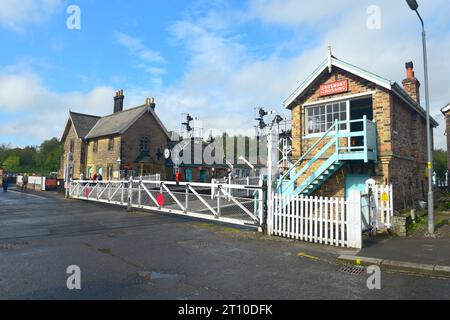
[1,173,28,193]
[80,172,103,182]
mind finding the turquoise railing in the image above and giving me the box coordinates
[278,116,377,191]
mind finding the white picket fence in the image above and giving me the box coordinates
[268,190,362,248]
[371,184,394,229]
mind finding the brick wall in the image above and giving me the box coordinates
[291,67,385,199]
[289,66,431,209]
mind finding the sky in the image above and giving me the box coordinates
[0,0,449,149]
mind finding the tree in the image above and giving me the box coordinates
[36,138,63,172]
[433,149,448,179]
[2,155,20,173]
[0,138,63,175]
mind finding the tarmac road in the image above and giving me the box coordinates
[0,188,449,300]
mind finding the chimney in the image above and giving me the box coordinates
[113,90,125,113]
[402,62,421,104]
[145,97,156,110]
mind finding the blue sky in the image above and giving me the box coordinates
[0,0,449,149]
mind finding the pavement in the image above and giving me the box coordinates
[359,232,450,266]
[338,213,450,277]
[0,187,449,300]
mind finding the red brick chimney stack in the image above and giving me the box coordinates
[402,61,421,104]
[114,90,125,113]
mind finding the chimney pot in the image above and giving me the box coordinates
[146,97,156,110]
[402,61,420,104]
[405,61,415,78]
[113,89,125,113]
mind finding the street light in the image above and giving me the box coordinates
[405,0,434,234]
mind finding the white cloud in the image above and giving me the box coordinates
[115,32,166,64]
[115,32,166,86]
[0,0,62,32]
[249,0,348,27]
[148,0,449,150]
[0,69,118,143]
[2,0,449,151]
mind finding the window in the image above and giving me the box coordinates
[69,139,75,153]
[108,138,114,151]
[93,141,98,153]
[306,101,347,135]
[139,137,149,152]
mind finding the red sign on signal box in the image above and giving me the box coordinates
[319,80,349,97]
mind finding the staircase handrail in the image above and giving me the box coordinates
[278,119,338,187]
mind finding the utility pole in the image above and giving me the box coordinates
[406,0,434,234]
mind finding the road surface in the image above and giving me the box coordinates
[0,188,449,299]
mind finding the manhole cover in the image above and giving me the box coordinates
[339,264,365,275]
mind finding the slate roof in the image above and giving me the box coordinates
[85,105,171,140]
[61,112,100,141]
[69,112,101,138]
[284,55,439,127]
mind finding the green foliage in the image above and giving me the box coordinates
[433,149,448,179]
[0,138,63,176]
[2,155,20,172]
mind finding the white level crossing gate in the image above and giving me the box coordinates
[68,179,391,249]
[69,178,265,229]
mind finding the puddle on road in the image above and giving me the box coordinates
[151,272,186,281]
[98,248,112,254]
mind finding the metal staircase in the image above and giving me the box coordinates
[277,116,377,196]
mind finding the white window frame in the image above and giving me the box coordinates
[304,100,350,138]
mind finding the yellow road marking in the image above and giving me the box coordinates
[298,252,320,261]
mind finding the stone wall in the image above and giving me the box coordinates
[121,111,169,179]
[59,123,85,180]
[86,136,121,179]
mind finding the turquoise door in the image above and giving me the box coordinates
[200,170,208,183]
[185,169,193,182]
[345,174,370,231]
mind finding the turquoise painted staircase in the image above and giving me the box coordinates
[277,117,377,196]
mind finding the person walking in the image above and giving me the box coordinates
[2,174,9,192]
[22,173,29,192]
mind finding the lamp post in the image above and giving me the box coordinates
[405,0,434,234]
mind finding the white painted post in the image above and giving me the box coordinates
[138,176,142,207]
[211,178,216,200]
[347,190,362,249]
[258,178,264,228]
[227,173,232,201]
[266,127,279,236]
[127,176,133,211]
